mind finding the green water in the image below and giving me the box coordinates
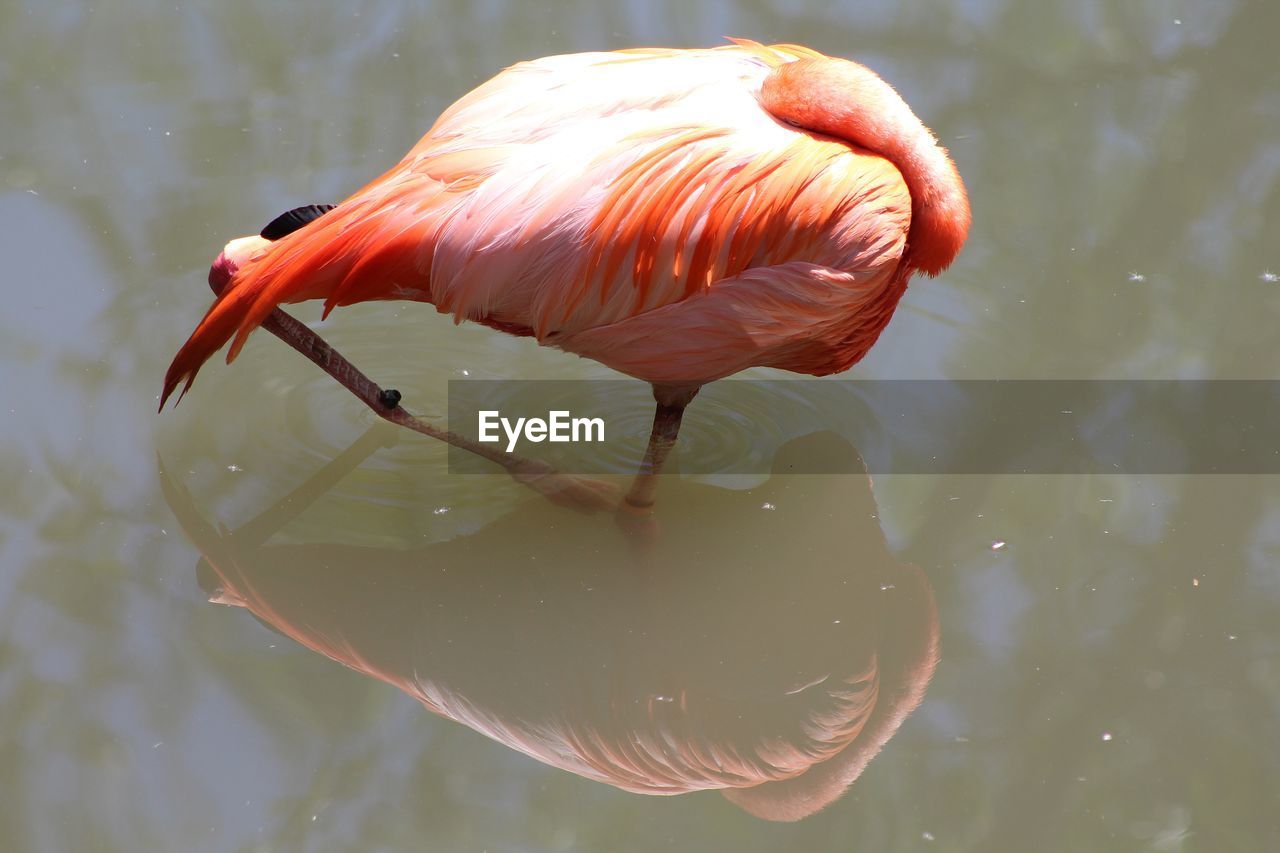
[2,1,1279,850]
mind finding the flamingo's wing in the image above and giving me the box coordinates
[412,46,915,338]
[553,260,908,383]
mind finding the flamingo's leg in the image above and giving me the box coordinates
[249,304,621,512]
[624,383,700,510]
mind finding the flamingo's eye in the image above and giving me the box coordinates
[260,203,336,241]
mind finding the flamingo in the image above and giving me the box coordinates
[161,40,970,509]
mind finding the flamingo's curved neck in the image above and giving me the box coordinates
[759,58,971,276]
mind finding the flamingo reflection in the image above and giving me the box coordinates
[161,429,938,821]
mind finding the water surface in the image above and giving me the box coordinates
[2,1,1279,850]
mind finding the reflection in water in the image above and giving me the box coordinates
[162,430,937,821]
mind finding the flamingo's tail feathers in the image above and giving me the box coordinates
[159,205,357,410]
[160,179,450,412]
[160,281,267,410]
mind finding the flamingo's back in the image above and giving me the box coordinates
[163,42,962,405]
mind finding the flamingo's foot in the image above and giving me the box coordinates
[614,498,661,548]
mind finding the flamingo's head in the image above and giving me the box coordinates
[208,235,270,296]
[209,203,337,295]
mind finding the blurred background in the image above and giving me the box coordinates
[1,0,1278,850]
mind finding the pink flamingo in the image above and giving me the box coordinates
[162,41,970,509]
